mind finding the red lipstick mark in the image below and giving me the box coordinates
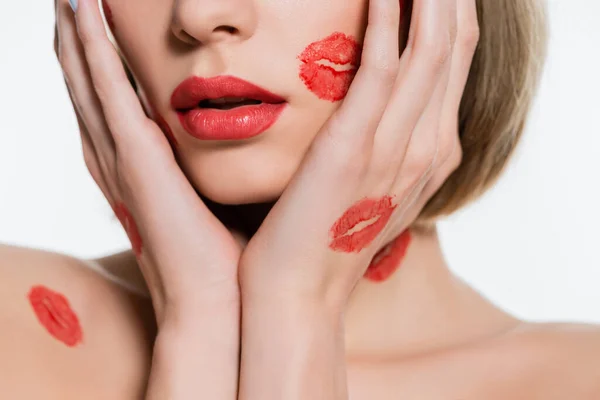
[364,230,412,282]
[298,32,362,102]
[112,202,143,256]
[329,195,397,253]
[101,0,115,32]
[154,110,179,148]
[28,285,83,347]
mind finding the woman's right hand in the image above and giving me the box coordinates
[54,0,241,398]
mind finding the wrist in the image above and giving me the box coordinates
[148,303,241,400]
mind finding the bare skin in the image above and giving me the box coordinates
[1,227,599,399]
[3,0,598,398]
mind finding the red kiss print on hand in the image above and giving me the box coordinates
[112,202,143,256]
[329,195,397,253]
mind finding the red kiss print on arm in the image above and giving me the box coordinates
[298,32,362,102]
[101,0,115,32]
[28,285,83,347]
[112,202,144,256]
[329,195,397,253]
[364,230,411,282]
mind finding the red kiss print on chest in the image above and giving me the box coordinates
[298,32,362,102]
[28,285,83,347]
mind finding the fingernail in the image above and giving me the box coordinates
[69,0,78,12]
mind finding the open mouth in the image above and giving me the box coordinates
[196,97,263,110]
[170,75,287,140]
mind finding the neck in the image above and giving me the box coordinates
[94,206,520,359]
[344,226,520,361]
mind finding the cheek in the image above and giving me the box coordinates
[364,229,412,282]
[101,0,116,32]
[28,285,83,347]
[297,32,362,102]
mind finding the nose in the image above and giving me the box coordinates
[170,0,257,45]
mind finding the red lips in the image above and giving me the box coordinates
[170,75,287,140]
[329,195,397,253]
[298,32,362,102]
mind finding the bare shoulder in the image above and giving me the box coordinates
[348,322,600,400]
[0,243,154,400]
[445,321,600,399]
[494,322,600,398]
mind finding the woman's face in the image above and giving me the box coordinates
[106,0,375,205]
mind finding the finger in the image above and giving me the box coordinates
[72,0,150,150]
[72,101,116,207]
[387,0,478,232]
[440,0,479,138]
[372,0,457,167]
[57,0,120,196]
[402,0,478,200]
[317,0,401,152]
[406,0,479,209]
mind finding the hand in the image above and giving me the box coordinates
[238,0,479,398]
[54,0,242,397]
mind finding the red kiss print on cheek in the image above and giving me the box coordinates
[298,32,362,102]
[101,0,115,32]
[28,285,83,347]
[112,202,143,256]
[329,195,397,253]
[364,230,412,282]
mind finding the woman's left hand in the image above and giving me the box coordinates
[237,0,479,398]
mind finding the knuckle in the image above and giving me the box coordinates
[319,123,370,176]
[420,37,452,69]
[460,25,481,52]
[57,44,71,68]
[365,57,399,83]
[438,130,456,163]
[404,143,437,181]
[83,150,100,182]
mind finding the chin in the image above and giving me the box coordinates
[179,151,298,205]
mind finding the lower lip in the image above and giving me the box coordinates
[176,103,287,141]
[329,195,397,253]
[364,230,412,282]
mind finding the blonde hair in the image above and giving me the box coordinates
[415,0,549,225]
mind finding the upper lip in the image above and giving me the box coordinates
[170,75,286,111]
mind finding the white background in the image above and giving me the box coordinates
[0,1,599,323]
